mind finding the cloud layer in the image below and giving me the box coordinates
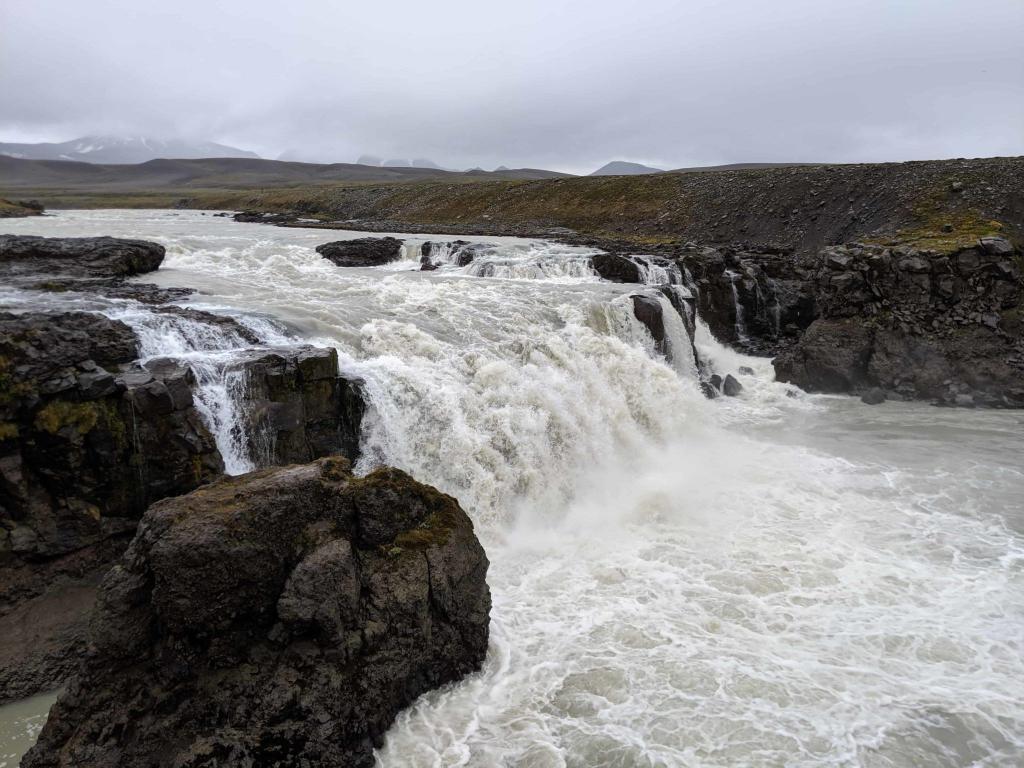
[2,0,1022,173]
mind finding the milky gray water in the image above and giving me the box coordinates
[2,211,1022,767]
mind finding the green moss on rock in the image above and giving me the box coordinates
[35,401,102,435]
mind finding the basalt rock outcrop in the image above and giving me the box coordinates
[0,312,222,568]
[216,346,365,466]
[24,457,491,768]
[773,237,1024,406]
[592,252,643,283]
[0,311,223,703]
[0,199,44,218]
[677,244,816,354]
[0,235,165,279]
[1,311,370,698]
[316,236,404,267]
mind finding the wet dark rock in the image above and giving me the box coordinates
[0,199,44,218]
[232,211,300,225]
[774,318,876,393]
[213,346,365,466]
[0,312,223,566]
[0,312,223,702]
[592,252,642,283]
[677,244,805,354]
[316,236,404,267]
[738,366,755,375]
[860,387,887,405]
[630,294,667,355]
[24,458,491,768]
[722,374,743,397]
[0,235,164,279]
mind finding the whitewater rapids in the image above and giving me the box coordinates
[2,211,1022,768]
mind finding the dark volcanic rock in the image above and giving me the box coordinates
[24,458,491,768]
[0,235,164,278]
[677,244,813,353]
[0,312,223,566]
[316,236,404,267]
[861,387,887,405]
[631,294,667,355]
[592,252,642,283]
[722,374,743,397]
[0,311,223,703]
[773,238,1024,406]
[216,346,365,465]
[0,199,44,218]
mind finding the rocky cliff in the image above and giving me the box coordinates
[588,234,1023,406]
[0,235,369,703]
[23,457,490,768]
[772,237,1024,405]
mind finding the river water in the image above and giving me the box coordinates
[2,210,1022,767]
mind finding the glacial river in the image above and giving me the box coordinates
[2,211,1022,767]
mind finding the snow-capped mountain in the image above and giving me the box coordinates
[0,136,260,164]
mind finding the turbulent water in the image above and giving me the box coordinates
[2,210,1023,767]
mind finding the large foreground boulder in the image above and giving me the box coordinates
[24,457,491,768]
[0,235,164,278]
[316,237,404,267]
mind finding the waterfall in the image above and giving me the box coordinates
[630,255,683,286]
[656,292,698,377]
[103,307,270,475]
[726,269,749,341]
[465,255,595,280]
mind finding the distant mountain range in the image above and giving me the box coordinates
[0,136,260,165]
[590,161,665,176]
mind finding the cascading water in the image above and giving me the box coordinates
[726,268,749,342]
[2,210,1022,768]
[631,255,684,286]
[101,307,276,474]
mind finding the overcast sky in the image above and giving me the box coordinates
[1,0,1022,173]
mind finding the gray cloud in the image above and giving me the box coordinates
[2,0,1022,173]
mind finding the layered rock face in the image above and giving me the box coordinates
[316,236,404,267]
[0,311,223,704]
[679,244,816,353]
[0,235,165,278]
[589,234,1022,406]
[773,238,1024,405]
[1,235,371,702]
[0,234,185,304]
[218,347,365,465]
[0,312,222,567]
[24,457,491,768]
